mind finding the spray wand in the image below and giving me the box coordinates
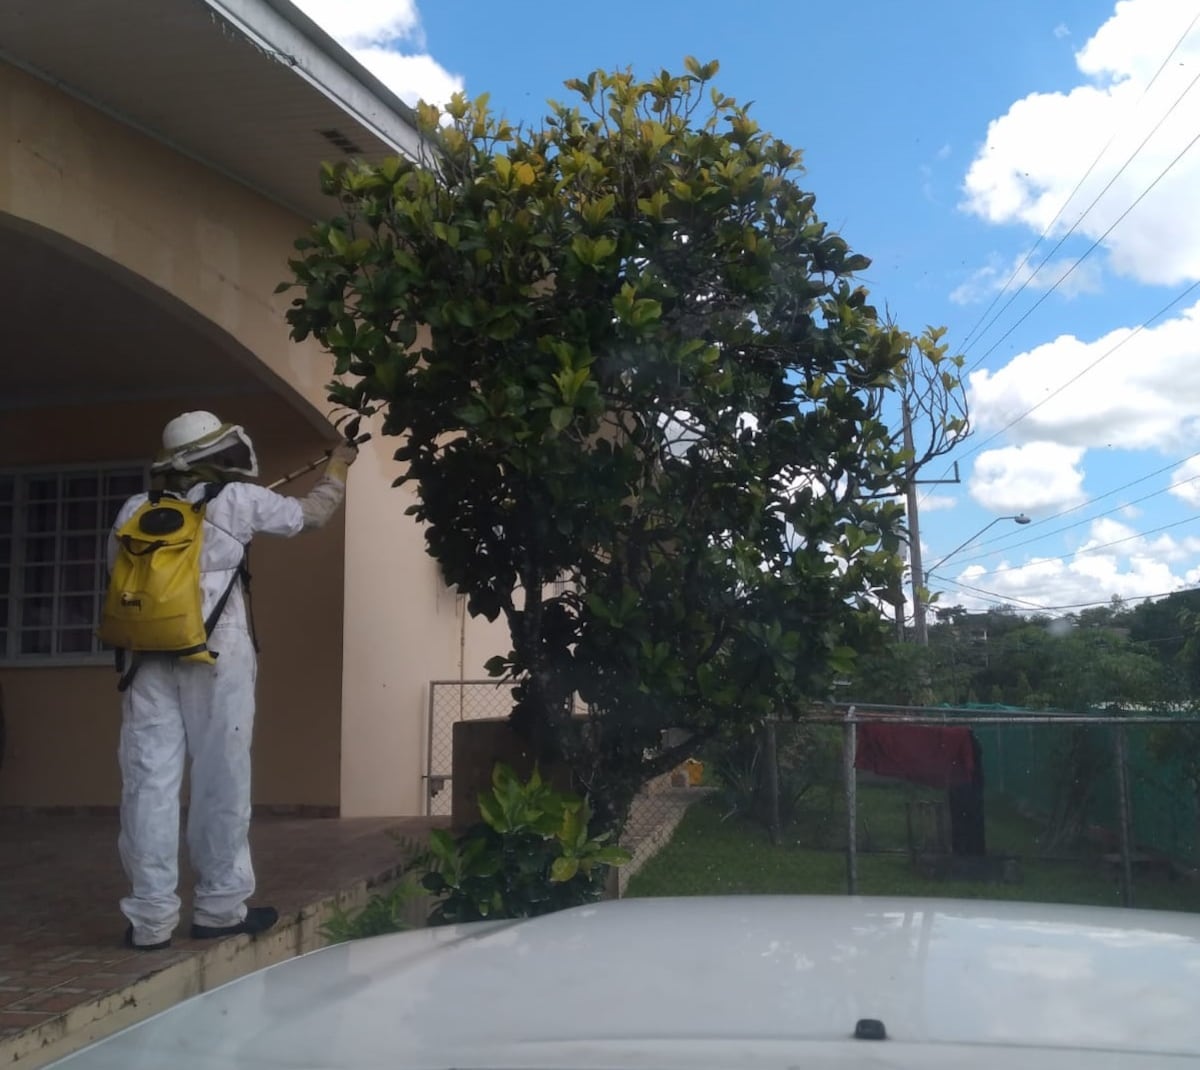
[266,433,372,491]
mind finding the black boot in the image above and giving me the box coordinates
[124,925,172,952]
[191,905,279,940]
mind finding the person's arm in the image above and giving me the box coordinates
[297,443,357,531]
[220,443,359,540]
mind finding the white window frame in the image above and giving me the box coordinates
[0,461,149,668]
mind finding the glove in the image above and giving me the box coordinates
[325,441,359,484]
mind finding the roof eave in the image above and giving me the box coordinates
[203,0,428,162]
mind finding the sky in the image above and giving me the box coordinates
[294,0,1200,620]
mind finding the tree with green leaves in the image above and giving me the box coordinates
[283,60,966,830]
[1148,601,1200,814]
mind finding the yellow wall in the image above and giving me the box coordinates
[0,395,344,808]
[0,62,328,417]
[338,331,508,817]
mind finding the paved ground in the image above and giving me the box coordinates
[619,786,712,894]
[0,784,703,1065]
[0,813,437,1065]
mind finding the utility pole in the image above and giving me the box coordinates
[902,399,928,645]
[900,399,961,646]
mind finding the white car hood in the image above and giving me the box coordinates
[53,895,1200,1069]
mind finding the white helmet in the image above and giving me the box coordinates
[153,410,259,478]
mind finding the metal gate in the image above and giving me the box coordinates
[424,679,515,816]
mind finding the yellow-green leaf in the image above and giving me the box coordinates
[670,179,694,202]
[570,235,595,265]
[592,237,617,262]
[415,100,440,132]
[550,856,579,883]
[594,845,632,866]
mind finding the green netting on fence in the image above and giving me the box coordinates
[954,707,1199,866]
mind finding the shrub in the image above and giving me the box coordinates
[321,881,422,943]
[422,763,630,925]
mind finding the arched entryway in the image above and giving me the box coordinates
[0,215,345,811]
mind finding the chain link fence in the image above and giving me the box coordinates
[425,680,514,816]
[621,707,1200,911]
[422,681,713,889]
[423,688,1200,912]
[974,713,1200,869]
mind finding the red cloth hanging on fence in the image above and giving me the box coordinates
[855,723,976,789]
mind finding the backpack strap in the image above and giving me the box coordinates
[204,564,246,638]
[196,482,250,640]
[240,547,261,654]
[194,481,226,511]
[115,648,132,691]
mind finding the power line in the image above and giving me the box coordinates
[938,577,1051,611]
[947,464,1200,568]
[965,122,1200,376]
[917,14,1200,507]
[939,575,1196,614]
[961,514,1200,581]
[948,277,1200,472]
[960,449,1200,557]
[920,451,1200,564]
[962,49,1200,370]
[960,7,1200,359]
[918,278,1200,507]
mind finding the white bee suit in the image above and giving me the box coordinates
[109,477,344,945]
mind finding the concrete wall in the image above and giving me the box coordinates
[339,458,508,817]
[0,61,508,816]
[0,393,344,808]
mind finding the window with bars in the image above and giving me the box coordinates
[0,467,147,664]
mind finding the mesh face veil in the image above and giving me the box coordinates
[152,412,259,479]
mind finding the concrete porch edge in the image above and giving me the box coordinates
[4,864,413,1070]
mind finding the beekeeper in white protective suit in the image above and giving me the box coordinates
[109,411,357,950]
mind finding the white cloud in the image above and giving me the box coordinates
[293,0,421,46]
[968,299,1200,450]
[969,442,1086,512]
[950,552,1184,612]
[950,251,1104,305]
[351,47,465,108]
[948,509,1200,617]
[292,0,464,107]
[921,494,959,513]
[961,0,1200,286]
[1168,454,1200,506]
[946,516,1196,612]
[1054,23,1071,40]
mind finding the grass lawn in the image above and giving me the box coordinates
[625,784,1200,913]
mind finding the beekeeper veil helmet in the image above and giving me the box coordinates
[152,411,259,479]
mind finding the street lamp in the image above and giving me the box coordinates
[915,513,1031,645]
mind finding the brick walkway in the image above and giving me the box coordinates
[0,813,438,1066]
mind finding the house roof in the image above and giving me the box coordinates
[0,0,425,221]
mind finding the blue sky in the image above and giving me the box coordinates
[297,0,1200,619]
